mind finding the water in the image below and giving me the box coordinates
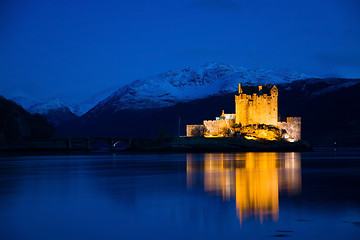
[0,149,360,240]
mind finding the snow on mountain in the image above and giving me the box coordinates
[11,88,120,117]
[11,97,77,126]
[28,98,69,115]
[70,86,120,116]
[28,98,77,126]
[90,63,317,114]
[11,96,72,114]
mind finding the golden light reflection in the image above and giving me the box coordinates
[186,152,301,224]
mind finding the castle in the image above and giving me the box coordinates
[186,83,301,142]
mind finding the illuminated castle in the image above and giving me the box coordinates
[235,84,278,126]
[186,83,301,142]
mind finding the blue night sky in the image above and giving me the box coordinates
[1,0,360,103]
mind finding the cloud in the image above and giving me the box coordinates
[187,0,240,10]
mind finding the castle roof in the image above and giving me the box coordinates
[239,84,275,95]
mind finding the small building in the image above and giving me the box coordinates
[203,111,235,136]
[186,110,235,137]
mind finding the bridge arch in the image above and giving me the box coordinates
[113,140,129,150]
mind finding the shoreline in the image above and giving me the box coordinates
[0,136,312,154]
[125,136,312,153]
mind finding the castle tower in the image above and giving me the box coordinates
[235,84,278,126]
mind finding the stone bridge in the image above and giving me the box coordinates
[0,137,135,152]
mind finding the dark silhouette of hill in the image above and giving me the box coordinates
[278,79,360,146]
[39,107,77,127]
[0,96,57,140]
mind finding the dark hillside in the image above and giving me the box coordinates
[0,96,57,140]
[278,80,360,146]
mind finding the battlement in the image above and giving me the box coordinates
[287,117,301,122]
[238,83,277,96]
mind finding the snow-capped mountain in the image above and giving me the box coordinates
[11,98,77,126]
[11,87,121,118]
[70,86,120,116]
[12,97,70,114]
[28,98,69,115]
[89,63,317,114]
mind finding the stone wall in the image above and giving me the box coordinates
[203,120,222,136]
[204,119,235,136]
[186,125,206,137]
[277,117,301,141]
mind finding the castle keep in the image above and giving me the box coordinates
[186,83,301,142]
[235,84,278,126]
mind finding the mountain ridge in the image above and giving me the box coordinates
[10,63,319,118]
[86,62,317,116]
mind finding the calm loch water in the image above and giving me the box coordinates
[1,150,360,239]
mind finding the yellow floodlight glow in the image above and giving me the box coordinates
[244,136,257,140]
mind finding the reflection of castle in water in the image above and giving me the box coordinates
[186,153,301,224]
